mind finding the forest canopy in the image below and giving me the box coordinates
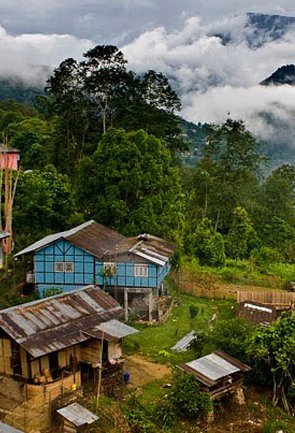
[0,45,293,271]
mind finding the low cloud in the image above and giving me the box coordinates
[0,25,93,86]
[122,15,295,143]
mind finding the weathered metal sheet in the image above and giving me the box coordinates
[0,286,125,357]
[57,403,98,426]
[186,353,240,381]
[179,351,251,387]
[106,234,174,265]
[0,421,24,433]
[0,231,10,241]
[89,319,138,339]
[171,331,197,352]
[243,303,273,313]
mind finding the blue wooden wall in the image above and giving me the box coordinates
[35,239,171,297]
[35,239,95,297]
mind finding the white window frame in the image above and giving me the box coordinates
[64,262,75,273]
[54,262,64,272]
[134,263,148,278]
[54,262,75,272]
[103,261,117,275]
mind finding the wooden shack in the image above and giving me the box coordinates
[0,286,137,403]
[0,145,20,171]
[57,403,98,433]
[238,301,281,326]
[178,350,251,401]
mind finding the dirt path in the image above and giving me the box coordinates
[124,355,170,387]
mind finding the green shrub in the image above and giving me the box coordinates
[211,317,253,363]
[44,287,63,297]
[263,419,292,433]
[124,397,158,433]
[157,368,212,427]
[250,247,284,269]
[189,304,199,319]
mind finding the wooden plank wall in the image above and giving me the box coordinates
[237,290,295,306]
[80,340,101,365]
[0,338,12,375]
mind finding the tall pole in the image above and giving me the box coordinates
[96,324,105,410]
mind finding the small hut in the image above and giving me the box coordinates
[57,403,98,433]
[178,350,251,401]
[238,301,280,326]
[0,145,20,171]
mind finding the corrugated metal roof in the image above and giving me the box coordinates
[0,145,20,154]
[14,220,124,258]
[15,219,174,268]
[0,286,125,357]
[243,303,273,313]
[89,319,138,339]
[238,301,278,326]
[0,422,24,433]
[0,231,10,240]
[186,353,240,381]
[106,234,174,266]
[179,351,251,387]
[57,403,98,426]
[171,331,197,352]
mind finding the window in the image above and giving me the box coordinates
[103,262,117,275]
[65,262,74,273]
[54,262,74,272]
[134,264,148,277]
[54,262,64,272]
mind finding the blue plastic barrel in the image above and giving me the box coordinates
[124,372,130,384]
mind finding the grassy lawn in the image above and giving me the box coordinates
[124,294,235,364]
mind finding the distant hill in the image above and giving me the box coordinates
[245,13,295,47]
[260,64,295,86]
[0,79,44,104]
[212,13,295,48]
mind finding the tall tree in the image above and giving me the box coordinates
[195,119,264,232]
[226,207,257,259]
[77,128,184,240]
[45,44,184,175]
[14,165,78,247]
[253,165,295,261]
[81,45,129,134]
[248,313,295,415]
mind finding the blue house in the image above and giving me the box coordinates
[15,220,175,320]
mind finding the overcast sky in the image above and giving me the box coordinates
[0,0,294,42]
[0,0,294,140]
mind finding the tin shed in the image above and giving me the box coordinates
[178,350,251,401]
[57,403,98,433]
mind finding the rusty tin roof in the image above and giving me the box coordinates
[0,145,20,154]
[0,286,128,358]
[15,220,124,258]
[106,234,175,265]
[238,301,279,326]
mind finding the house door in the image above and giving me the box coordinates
[49,352,59,378]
